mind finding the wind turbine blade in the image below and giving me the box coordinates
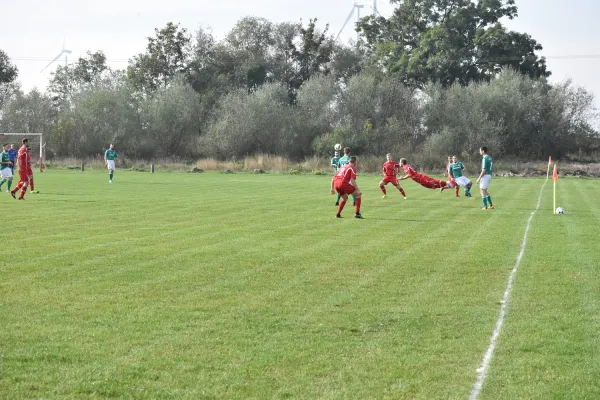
[41,52,64,72]
[336,6,357,40]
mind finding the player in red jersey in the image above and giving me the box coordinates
[446,156,459,197]
[330,156,363,219]
[379,153,406,199]
[398,158,453,190]
[10,138,32,200]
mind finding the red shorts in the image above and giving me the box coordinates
[19,171,29,182]
[335,182,357,196]
[382,176,399,186]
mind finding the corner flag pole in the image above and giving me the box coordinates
[547,156,552,180]
[553,164,558,213]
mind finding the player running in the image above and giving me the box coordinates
[448,155,472,198]
[398,158,453,190]
[446,156,459,197]
[0,144,14,193]
[337,147,356,206]
[331,156,363,219]
[380,153,406,199]
[476,146,494,209]
[10,138,32,200]
[331,150,342,205]
[104,144,118,183]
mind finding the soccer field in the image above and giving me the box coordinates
[1,171,599,399]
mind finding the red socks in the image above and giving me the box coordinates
[398,186,406,197]
[380,184,387,195]
[29,177,34,191]
[337,200,346,215]
[355,198,362,213]
[12,181,23,194]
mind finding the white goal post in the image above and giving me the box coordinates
[0,133,44,172]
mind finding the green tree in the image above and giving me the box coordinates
[285,19,334,100]
[358,0,549,87]
[0,49,17,85]
[127,22,192,93]
[0,89,54,135]
[0,49,18,109]
[47,51,111,108]
[141,81,202,158]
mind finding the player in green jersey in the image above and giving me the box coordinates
[476,146,494,209]
[104,144,118,183]
[0,144,14,192]
[331,150,341,173]
[336,147,356,205]
[448,155,472,197]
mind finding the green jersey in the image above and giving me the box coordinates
[0,151,10,169]
[331,156,341,172]
[481,155,493,175]
[105,149,118,161]
[449,162,465,178]
[337,155,350,168]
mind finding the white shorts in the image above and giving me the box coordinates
[1,167,12,179]
[107,160,115,171]
[455,176,471,187]
[480,174,492,190]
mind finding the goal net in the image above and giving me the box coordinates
[0,133,44,172]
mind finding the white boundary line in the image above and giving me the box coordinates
[469,181,547,400]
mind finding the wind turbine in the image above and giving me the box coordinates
[336,2,365,41]
[41,41,72,72]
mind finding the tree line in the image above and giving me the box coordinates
[0,0,598,163]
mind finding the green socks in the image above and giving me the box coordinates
[336,194,341,203]
[109,173,113,181]
[486,194,493,206]
[482,196,488,208]
[7,180,11,190]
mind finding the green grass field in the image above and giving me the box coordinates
[1,171,599,399]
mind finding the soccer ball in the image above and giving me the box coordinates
[334,143,342,151]
[556,207,564,214]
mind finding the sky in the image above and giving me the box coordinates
[2,0,600,106]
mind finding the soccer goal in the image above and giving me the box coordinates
[0,133,45,172]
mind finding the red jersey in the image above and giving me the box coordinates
[17,147,32,174]
[334,163,357,185]
[382,161,400,177]
[402,163,419,178]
